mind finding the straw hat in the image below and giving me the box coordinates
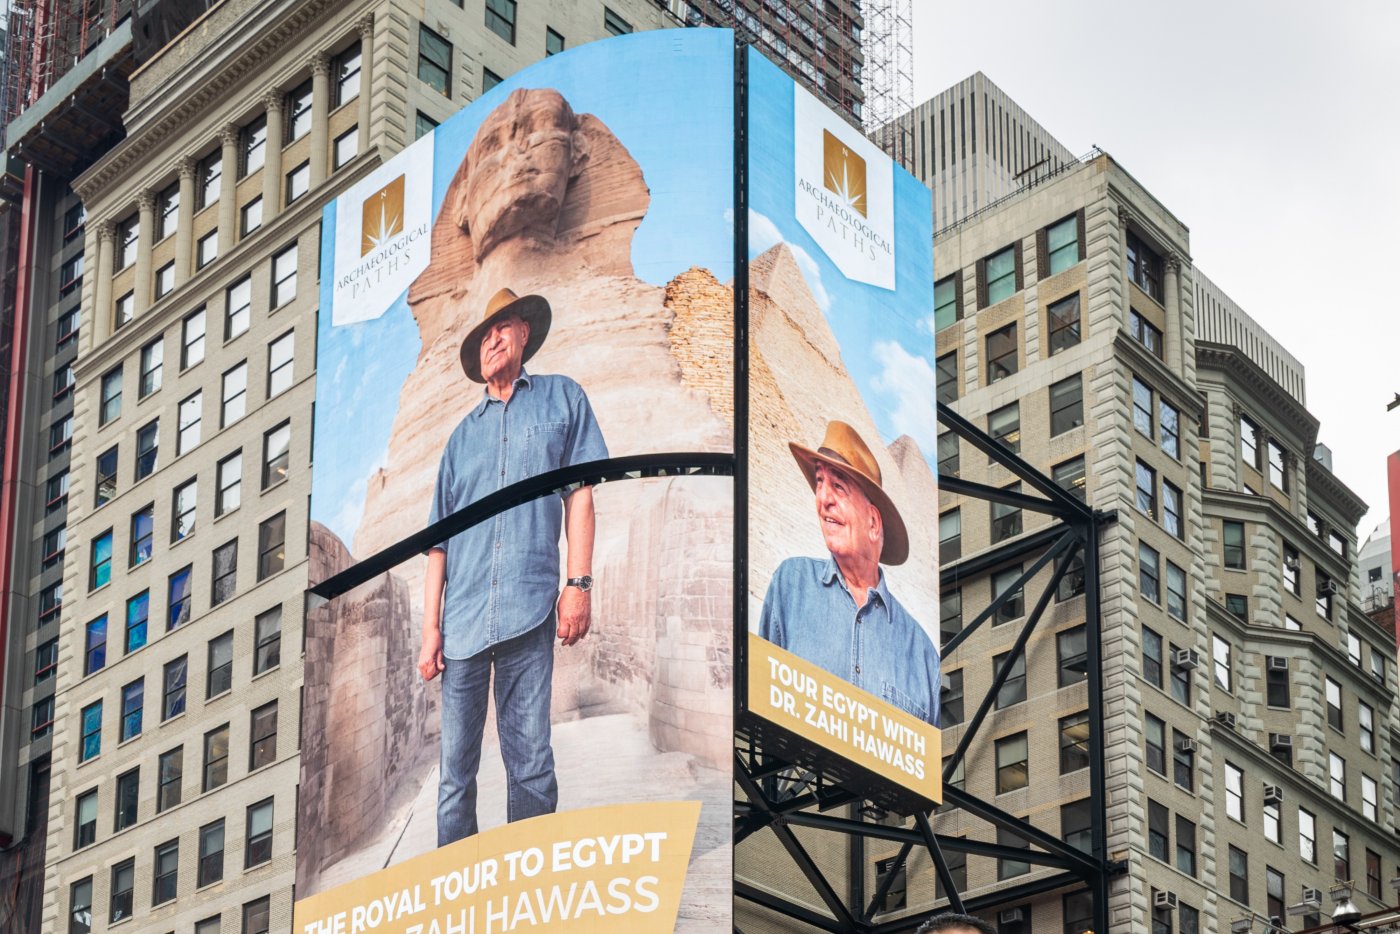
[789,420,909,566]
[458,288,552,382]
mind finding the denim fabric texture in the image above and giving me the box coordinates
[758,555,941,725]
[429,369,608,659]
[438,617,558,845]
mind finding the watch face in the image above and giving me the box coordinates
[571,575,593,592]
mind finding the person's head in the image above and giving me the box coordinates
[915,913,997,934]
[458,288,552,383]
[478,313,530,385]
[813,461,883,570]
[459,88,587,260]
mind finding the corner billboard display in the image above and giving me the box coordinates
[298,30,735,933]
[743,48,942,806]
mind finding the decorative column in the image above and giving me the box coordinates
[93,221,115,344]
[218,123,240,253]
[357,16,375,153]
[262,92,285,220]
[133,190,156,313]
[175,157,195,285]
[310,52,332,186]
[1164,255,1182,371]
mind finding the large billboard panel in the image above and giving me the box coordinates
[743,47,942,805]
[299,30,735,931]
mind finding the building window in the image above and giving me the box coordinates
[1240,414,1260,470]
[415,110,439,140]
[1362,774,1378,821]
[250,701,278,769]
[63,202,87,243]
[603,7,632,35]
[254,606,282,674]
[38,580,63,623]
[1060,712,1090,773]
[1325,677,1343,731]
[938,509,960,563]
[1264,439,1288,490]
[129,504,154,567]
[70,877,93,934]
[933,274,959,331]
[1176,817,1197,877]
[984,245,1016,306]
[1212,635,1232,692]
[46,470,69,515]
[1046,293,1080,354]
[115,768,138,831]
[1049,374,1083,435]
[1260,798,1281,845]
[110,858,135,923]
[125,591,149,653]
[993,650,1026,708]
[1226,845,1248,905]
[52,361,74,400]
[60,253,85,298]
[34,637,58,683]
[1057,626,1087,687]
[90,530,113,590]
[56,307,79,350]
[335,42,362,106]
[84,616,107,675]
[198,230,218,268]
[138,339,163,399]
[241,114,267,177]
[1147,799,1168,861]
[116,213,139,269]
[1172,730,1194,791]
[1131,377,1153,438]
[158,746,182,811]
[259,512,286,579]
[1329,752,1345,801]
[74,789,97,848]
[114,291,135,330]
[286,161,311,204]
[99,367,122,426]
[217,451,242,515]
[482,67,503,93]
[119,678,143,741]
[1333,828,1349,882]
[1134,460,1156,520]
[990,483,1022,543]
[199,819,225,887]
[939,589,961,645]
[246,798,275,866]
[1045,214,1080,275]
[1138,541,1160,603]
[221,362,248,427]
[79,701,102,761]
[334,127,359,168]
[1158,400,1180,460]
[997,827,1031,881]
[992,565,1024,623]
[31,697,55,739]
[264,334,293,400]
[545,27,565,56]
[244,896,272,934]
[240,197,263,236]
[162,656,187,721]
[198,151,222,209]
[1346,632,1361,667]
[1052,455,1086,502]
[937,431,958,477]
[153,838,179,904]
[988,401,1020,454]
[1225,762,1244,821]
[212,539,238,605]
[183,308,206,368]
[154,261,175,300]
[485,0,516,43]
[286,80,313,142]
[196,918,220,934]
[936,351,957,404]
[995,731,1028,793]
[1222,520,1245,569]
[939,669,962,727]
[49,415,73,456]
[1298,807,1316,863]
[1160,481,1182,539]
[269,243,298,309]
[208,631,234,698]
[1266,659,1290,707]
[1125,229,1163,302]
[226,275,252,339]
[418,25,451,96]
[985,323,1017,383]
[1164,561,1186,621]
[168,565,193,630]
[262,421,292,488]
[173,479,197,541]
[1316,571,1334,619]
[1142,626,1163,687]
[1224,592,1247,620]
[204,724,230,791]
[178,392,202,454]
[1145,713,1165,774]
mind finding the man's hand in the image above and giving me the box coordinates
[557,587,591,647]
[419,627,445,681]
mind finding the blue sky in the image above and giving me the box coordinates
[313,30,736,546]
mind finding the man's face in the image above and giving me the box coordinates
[813,462,883,567]
[479,315,530,384]
[462,90,576,258]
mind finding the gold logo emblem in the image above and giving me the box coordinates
[822,129,867,217]
[360,176,405,255]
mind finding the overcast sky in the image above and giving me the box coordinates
[912,0,1399,542]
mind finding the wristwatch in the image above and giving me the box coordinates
[566,575,594,592]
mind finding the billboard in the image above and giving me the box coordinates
[298,30,735,932]
[742,48,942,805]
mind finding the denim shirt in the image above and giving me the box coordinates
[758,556,941,725]
[429,370,608,659]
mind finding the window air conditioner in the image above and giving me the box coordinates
[1154,891,1179,909]
[1263,784,1283,804]
[1175,736,1198,753]
[1269,733,1293,750]
[1214,711,1237,729]
[1172,648,1200,670]
[1268,656,1289,671]
[999,908,1025,924]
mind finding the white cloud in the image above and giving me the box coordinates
[724,208,831,312]
[871,339,939,455]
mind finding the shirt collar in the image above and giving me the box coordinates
[471,367,533,417]
[821,555,889,610]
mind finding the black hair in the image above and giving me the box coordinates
[915,912,997,934]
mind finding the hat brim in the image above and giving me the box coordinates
[459,294,552,383]
[789,442,910,566]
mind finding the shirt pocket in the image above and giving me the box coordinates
[882,682,929,723]
[525,421,569,477]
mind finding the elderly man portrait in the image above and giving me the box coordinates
[418,282,607,846]
[758,420,940,725]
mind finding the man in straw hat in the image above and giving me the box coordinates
[758,420,940,725]
[419,286,608,846]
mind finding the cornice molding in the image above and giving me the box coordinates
[1196,342,1318,450]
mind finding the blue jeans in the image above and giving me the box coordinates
[438,617,557,846]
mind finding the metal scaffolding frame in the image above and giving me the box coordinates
[734,403,1117,933]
